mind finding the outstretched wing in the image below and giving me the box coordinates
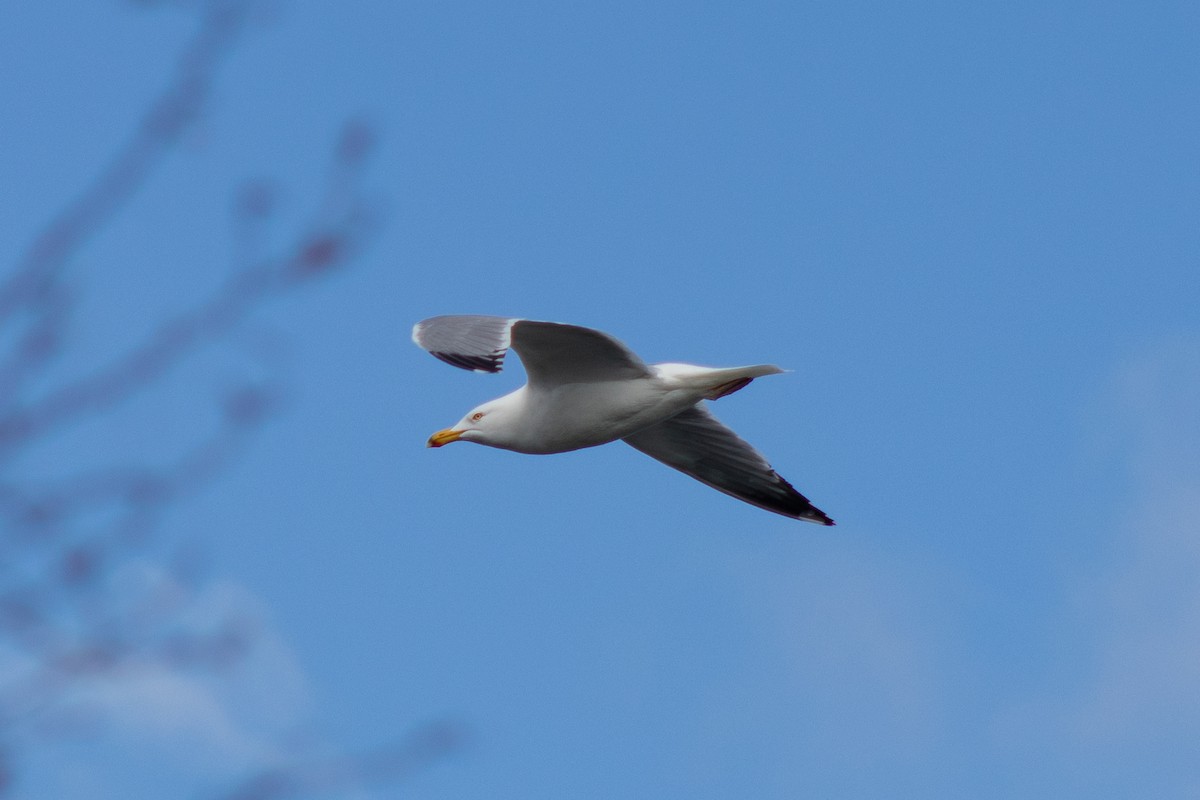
[412,315,652,386]
[622,404,835,524]
[411,314,517,373]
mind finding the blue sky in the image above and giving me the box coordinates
[3,1,1199,797]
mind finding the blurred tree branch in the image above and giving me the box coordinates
[0,1,461,795]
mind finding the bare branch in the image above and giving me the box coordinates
[0,0,251,331]
[0,3,453,797]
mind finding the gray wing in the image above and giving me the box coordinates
[413,315,652,386]
[622,404,835,525]
[412,315,518,373]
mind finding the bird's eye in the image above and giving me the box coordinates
[471,412,485,421]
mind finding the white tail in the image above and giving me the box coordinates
[653,362,784,399]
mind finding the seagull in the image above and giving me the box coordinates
[412,315,834,524]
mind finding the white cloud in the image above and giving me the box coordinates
[761,545,946,748]
[669,542,954,798]
[997,340,1200,795]
[1068,343,1200,736]
[13,564,316,800]
[696,340,1200,798]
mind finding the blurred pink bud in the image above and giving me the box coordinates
[291,235,343,278]
[224,386,274,426]
[238,181,278,220]
[338,119,376,164]
[62,547,98,585]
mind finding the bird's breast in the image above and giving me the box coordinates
[513,379,692,454]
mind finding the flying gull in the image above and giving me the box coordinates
[412,315,834,524]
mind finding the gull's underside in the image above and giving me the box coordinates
[412,315,834,525]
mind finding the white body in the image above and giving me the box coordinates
[454,362,782,454]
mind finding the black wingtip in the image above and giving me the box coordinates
[431,351,504,373]
[798,505,835,526]
[770,472,835,525]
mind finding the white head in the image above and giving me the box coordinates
[426,391,522,450]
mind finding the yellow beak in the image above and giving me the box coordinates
[427,428,464,448]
